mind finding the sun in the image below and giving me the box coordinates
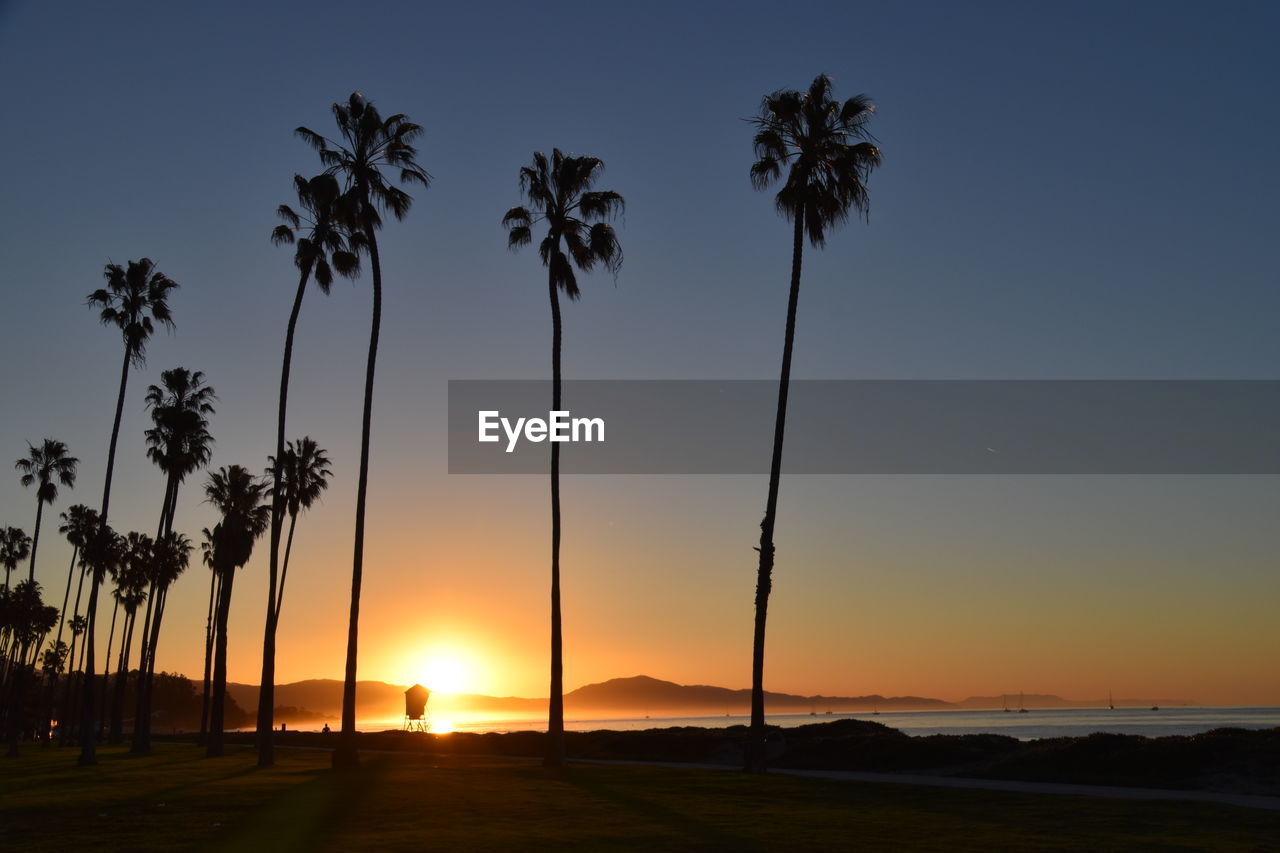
[420,654,468,695]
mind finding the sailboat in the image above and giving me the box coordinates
[1018,691,1028,713]
[1002,694,1011,713]
[1109,690,1115,710]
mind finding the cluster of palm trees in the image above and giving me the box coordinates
[1,74,877,774]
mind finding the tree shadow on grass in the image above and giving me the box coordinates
[559,768,757,851]
[208,755,385,851]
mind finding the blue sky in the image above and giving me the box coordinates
[0,1,1277,701]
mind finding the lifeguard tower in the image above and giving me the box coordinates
[403,683,431,732]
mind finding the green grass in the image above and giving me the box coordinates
[2,744,1278,851]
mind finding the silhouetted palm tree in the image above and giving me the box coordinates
[79,258,177,765]
[0,527,31,590]
[204,466,269,757]
[197,526,218,745]
[254,437,334,759]
[53,506,96,663]
[258,172,359,767]
[15,440,78,585]
[132,367,213,752]
[503,148,624,766]
[743,75,879,772]
[129,531,190,752]
[107,532,148,742]
[5,579,56,755]
[297,93,428,768]
[266,438,332,619]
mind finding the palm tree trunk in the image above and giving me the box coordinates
[274,514,298,621]
[28,499,44,584]
[53,548,78,656]
[334,223,381,770]
[208,567,235,758]
[133,475,176,754]
[746,210,806,774]
[57,573,85,746]
[258,262,313,768]
[130,579,158,753]
[108,609,133,743]
[545,265,566,767]
[198,570,218,745]
[97,598,119,739]
[79,345,131,766]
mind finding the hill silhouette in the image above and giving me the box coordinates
[225,675,1195,723]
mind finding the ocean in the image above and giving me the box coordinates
[355,705,1280,740]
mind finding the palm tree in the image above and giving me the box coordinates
[106,533,148,743]
[256,437,332,763]
[257,170,359,768]
[129,531,190,752]
[743,75,879,772]
[5,579,56,755]
[132,367,214,752]
[502,148,624,766]
[204,466,269,757]
[0,527,31,589]
[53,506,97,664]
[297,93,428,768]
[197,526,219,745]
[80,258,177,765]
[15,440,79,585]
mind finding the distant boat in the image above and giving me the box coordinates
[809,700,817,716]
[1018,691,1028,713]
[1151,705,1159,711]
[1002,694,1011,713]
[872,700,879,716]
[1109,690,1115,710]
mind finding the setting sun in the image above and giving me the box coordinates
[413,649,473,695]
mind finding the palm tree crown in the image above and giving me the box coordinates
[267,437,333,519]
[296,93,430,225]
[502,149,624,298]
[204,466,271,572]
[59,505,99,553]
[87,259,179,366]
[271,173,363,290]
[144,368,217,489]
[0,527,32,584]
[16,440,78,505]
[749,74,880,246]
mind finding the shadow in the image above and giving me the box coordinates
[561,767,756,851]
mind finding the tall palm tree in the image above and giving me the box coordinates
[15,440,78,584]
[266,438,332,619]
[53,506,97,663]
[79,258,177,764]
[297,93,428,768]
[502,148,624,766]
[0,527,31,589]
[203,466,269,758]
[129,531,190,752]
[197,526,219,745]
[743,75,879,772]
[132,367,213,752]
[257,172,359,767]
[106,533,148,743]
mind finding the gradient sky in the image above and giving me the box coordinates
[1,1,1277,706]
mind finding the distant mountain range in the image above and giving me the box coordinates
[226,675,1193,723]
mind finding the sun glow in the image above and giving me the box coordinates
[430,718,455,734]
[413,648,472,695]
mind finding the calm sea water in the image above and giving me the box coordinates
[356,706,1280,740]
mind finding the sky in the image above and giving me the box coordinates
[0,0,1277,707]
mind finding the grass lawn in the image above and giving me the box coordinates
[2,744,1278,851]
